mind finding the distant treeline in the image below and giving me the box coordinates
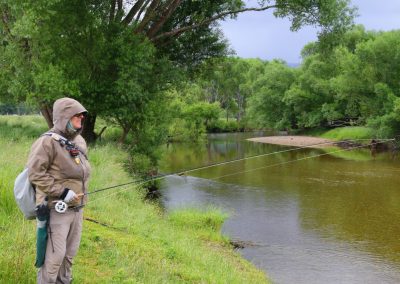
[177,26,400,139]
[0,103,39,115]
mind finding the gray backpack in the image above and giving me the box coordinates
[14,168,36,219]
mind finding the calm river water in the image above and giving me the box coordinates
[159,132,400,284]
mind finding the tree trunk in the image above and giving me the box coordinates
[118,126,130,144]
[40,104,53,129]
[81,113,97,143]
[236,90,243,123]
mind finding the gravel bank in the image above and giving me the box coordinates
[247,136,335,148]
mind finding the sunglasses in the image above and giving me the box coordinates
[73,113,85,118]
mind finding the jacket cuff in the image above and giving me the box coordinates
[59,188,70,200]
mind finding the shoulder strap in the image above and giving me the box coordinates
[42,132,87,159]
[42,132,71,146]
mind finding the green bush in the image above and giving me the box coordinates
[168,119,207,142]
[124,152,154,180]
[367,114,400,139]
[207,119,243,133]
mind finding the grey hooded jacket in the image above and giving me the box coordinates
[27,98,91,207]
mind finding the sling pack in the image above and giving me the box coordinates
[14,168,36,219]
[13,132,82,219]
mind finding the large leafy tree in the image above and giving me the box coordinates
[195,57,261,123]
[277,25,380,130]
[274,27,400,135]
[345,30,400,137]
[247,60,297,129]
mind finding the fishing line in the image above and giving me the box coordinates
[210,143,372,181]
[86,139,336,196]
[86,138,393,204]
[87,138,390,196]
[86,138,345,199]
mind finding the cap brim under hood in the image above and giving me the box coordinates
[52,98,87,135]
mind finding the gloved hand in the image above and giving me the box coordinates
[60,188,77,203]
[64,190,77,203]
[36,203,50,221]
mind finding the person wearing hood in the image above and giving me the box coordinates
[27,97,91,283]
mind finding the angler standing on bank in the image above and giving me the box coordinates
[27,97,91,283]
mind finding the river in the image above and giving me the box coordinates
[158,132,400,284]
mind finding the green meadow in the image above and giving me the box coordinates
[0,115,268,283]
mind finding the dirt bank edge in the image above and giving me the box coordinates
[247,136,336,148]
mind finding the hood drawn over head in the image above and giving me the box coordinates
[52,98,87,135]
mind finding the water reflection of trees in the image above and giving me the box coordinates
[161,132,272,173]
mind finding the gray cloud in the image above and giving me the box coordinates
[220,0,400,63]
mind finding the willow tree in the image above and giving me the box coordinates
[0,0,355,141]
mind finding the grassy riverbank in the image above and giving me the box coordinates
[0,115,268,283]
[316,126,389,161]
[305,126,374,141]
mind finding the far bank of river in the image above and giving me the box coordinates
[159,132,400,284]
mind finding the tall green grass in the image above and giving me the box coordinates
[0,115,268,283]
[319,126,374,141]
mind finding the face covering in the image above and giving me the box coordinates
[66,120,78,134]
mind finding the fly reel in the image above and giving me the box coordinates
[54,200,68,213]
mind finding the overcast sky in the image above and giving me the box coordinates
[219,0,400,64]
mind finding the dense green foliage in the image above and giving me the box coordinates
[0,116,269,283]
[181,26,400,139]
[295,27,400,137]
[0,0,356,177]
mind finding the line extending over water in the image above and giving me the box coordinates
[88,138,393,204]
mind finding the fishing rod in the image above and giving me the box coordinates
[89,138,394,194]
[83,138,394,206]
[85,138,339,196]
[82,136,396,197]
